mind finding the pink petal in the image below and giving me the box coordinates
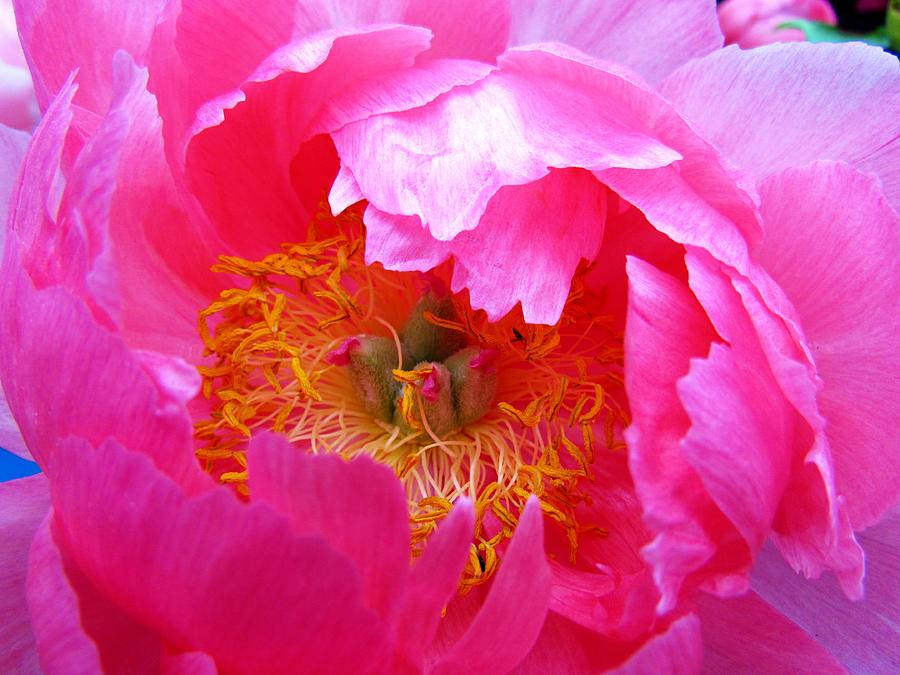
[161,651,217,675]
[756,162,900,530]
[623,256,731,612]
[13,0,165,113]
[431,497,552,674]
[609,613,702,675]
[679,252,796,556]
[341,44,770,325]
[512,611,612,674]
[184,26,447,258]
[7,56,214,361]
[507,0,723,84]
[367,168,607,324]
[48,435,393,674]
[26,515,103,675]
[403,0,510,62]
[0,265,208,493]
[515,610,700,674]
[660,43,900,208]
[149,0,312,151]
[0,474,49,674]
[1,69,210,493]
[751,511,900,673]
[248,433,410,622]
[332,54,681,243]
[28,515,166,674]
[547,449,660,639]
[97,53,222,358]
[392,499,475,670]
[697,591,846,673]
[684,249,864,598]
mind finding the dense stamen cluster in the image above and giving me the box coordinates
[194,205,629,587]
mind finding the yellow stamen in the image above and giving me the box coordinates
[192,201,624,588]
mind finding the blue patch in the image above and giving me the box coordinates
[0,447,41,482]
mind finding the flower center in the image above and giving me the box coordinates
[194,204,628,587]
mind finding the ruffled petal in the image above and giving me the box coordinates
[756,161,900,530]
[697,591,846,673]
[334,59,679,241]
[185,25,465,258]
[48,436,393,674]
[685,249,864,598]
[623,256,731,612]
[366,168,606,324]
[660,42,900,207]
[392,499,474,670]
[7,56,216,360]
[13,0,166,113]
[249,433,410,622]
[507,0,722,83]
[338,44,771,324]
[431,498,552,674]
[0,474,49,674]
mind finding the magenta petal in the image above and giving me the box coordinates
[14,0,165,113]
[756,162,900,530]
[432,497,552,674]
[393,499,474,669]
[248,433,410,622]
[26,516,104,675]
[49,436,392,673]
[660,43,900,207]
[609,613,702,675]
[0,474,49,674]
[623,256,728,612]
[507,0,722,83]
[751,511,900,673]
[697,591,846,674]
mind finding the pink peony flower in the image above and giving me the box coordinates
[0,0,37,130]
[718,0,838,47]
[1,1,898,673]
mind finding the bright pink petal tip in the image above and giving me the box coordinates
[420,370,441,402]
[469,348,499,374]
[326,337,361,366]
